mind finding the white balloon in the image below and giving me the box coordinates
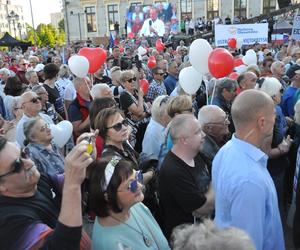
[179,66,203,95]
[242,49,257,65]
[50,121,73,148]
[236,37,243,49]
[68,55,89,78]
[189,39,213,74]
[235,64,247,74]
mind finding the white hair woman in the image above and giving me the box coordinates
[142,95,171,169]
[255,76,292,212]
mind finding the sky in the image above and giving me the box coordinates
[12,0,62,27]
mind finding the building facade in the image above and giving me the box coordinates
[0,0,26,39]
[51,12,64,29]
[64,0,280,42]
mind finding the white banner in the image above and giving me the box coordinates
[292,16,300,41]
[214,23,268,47]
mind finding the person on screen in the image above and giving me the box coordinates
[140,8,165,37]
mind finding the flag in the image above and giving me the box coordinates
[109,33,114,49]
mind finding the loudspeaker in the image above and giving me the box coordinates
[277,0,291,9]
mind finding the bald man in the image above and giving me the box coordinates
[159,114,214,240]
[198,105,230,171]
[237,71,258,92]
[212,89,284,250]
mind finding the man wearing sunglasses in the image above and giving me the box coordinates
[0,137,93,249]
[16,91,53,147]
[16,58,29,85]
[146,67,167,103]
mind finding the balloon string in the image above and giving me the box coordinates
[210,78,217,105]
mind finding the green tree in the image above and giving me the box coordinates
[25,23,65,47]
[58,19,65,32]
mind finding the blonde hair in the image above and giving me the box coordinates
[167,95,192,118]
[120,70,135,83]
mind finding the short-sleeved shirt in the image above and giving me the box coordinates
[159,151,209,240]
[146,80,167,103]
[43,84,65,118]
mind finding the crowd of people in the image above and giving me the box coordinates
[1,34,300,250]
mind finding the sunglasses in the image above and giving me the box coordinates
[159,96,169,106]
[117,170,143,193]
[107,119,129,132]
[0,151,28,178]
[24,97,42,104]
[127,77,137,83]
[206,114,230,126]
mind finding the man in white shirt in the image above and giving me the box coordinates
[140,8,165,37]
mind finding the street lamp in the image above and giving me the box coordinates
[7,10,19,38]
[17,23,22,39]
[70,10,86,41]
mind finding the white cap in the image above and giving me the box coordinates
[34,63,44,72]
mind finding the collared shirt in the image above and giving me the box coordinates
[212,135,285,250]
[146,79,167,103]
[281,86,297,117]
[164,74,178,95]
[142,118,168,169]
[24,142,64,175]
[140,18,165,37]
[16,113,54,148]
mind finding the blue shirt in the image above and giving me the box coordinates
[164,74,177,95]
[146,80,167,103]
[142,118,168,169]
[281,86,297,117]
[92,202,170,250]
[212,135,285,250]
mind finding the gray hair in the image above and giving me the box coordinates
[7,96,20,119]
[90,83,110,99]
[151,95,169,122]
[0,68,10,76]
[58,64,69,78]
[270,61,284,75]
[255,77,282,97]
[32,85,46,94]
[171,220,255,250]
[216,78,238,96]
[198,105,225,126]
[169,114,195,143]
[23,117,41,144]
[25,70,36,80]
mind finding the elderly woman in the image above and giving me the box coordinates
[23,117,64,175]
[89,158,170,250]
[110,66,123,105]
[256,77,292,212]
[55,64,72,99]
[119,69,150,153]
[142,95,171,169]
[4,96,22,142]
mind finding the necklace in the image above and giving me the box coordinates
[110,212,152,247]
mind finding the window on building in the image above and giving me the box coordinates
[207,0,219,20]
[107,4,118,31]
[180,0,192,20]
[130,2,141,7]
[85,6,97,32]
[263,0,276,14]
[234,0,246,18]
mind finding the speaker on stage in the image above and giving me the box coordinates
[278,0,291,9]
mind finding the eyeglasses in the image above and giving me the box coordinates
[127,77,137,83]
[23,97,42,104]
[206,115,230,126]
[107,119,129,132]
[40,123,50,132]
[118,170,143,193]
[0,151,28,178]
[156,73,164,76]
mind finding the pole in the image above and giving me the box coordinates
[64,0,70,45]
[13,20,16,38]
[29,0,37,46]
[78,13,82,41]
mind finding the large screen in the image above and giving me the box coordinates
[126,3,178,37]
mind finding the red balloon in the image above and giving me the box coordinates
[228,38,237,49]
[78,47,107,74]
[147,59,156,69]
[155,39,165,52]
[208,48,234,78]
[234,58,244,67]
[229,72,239,80]
[128,32,134,39]
[140,79,149,95]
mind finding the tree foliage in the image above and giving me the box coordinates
[25,23,65,47]
[58,19,65,32]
